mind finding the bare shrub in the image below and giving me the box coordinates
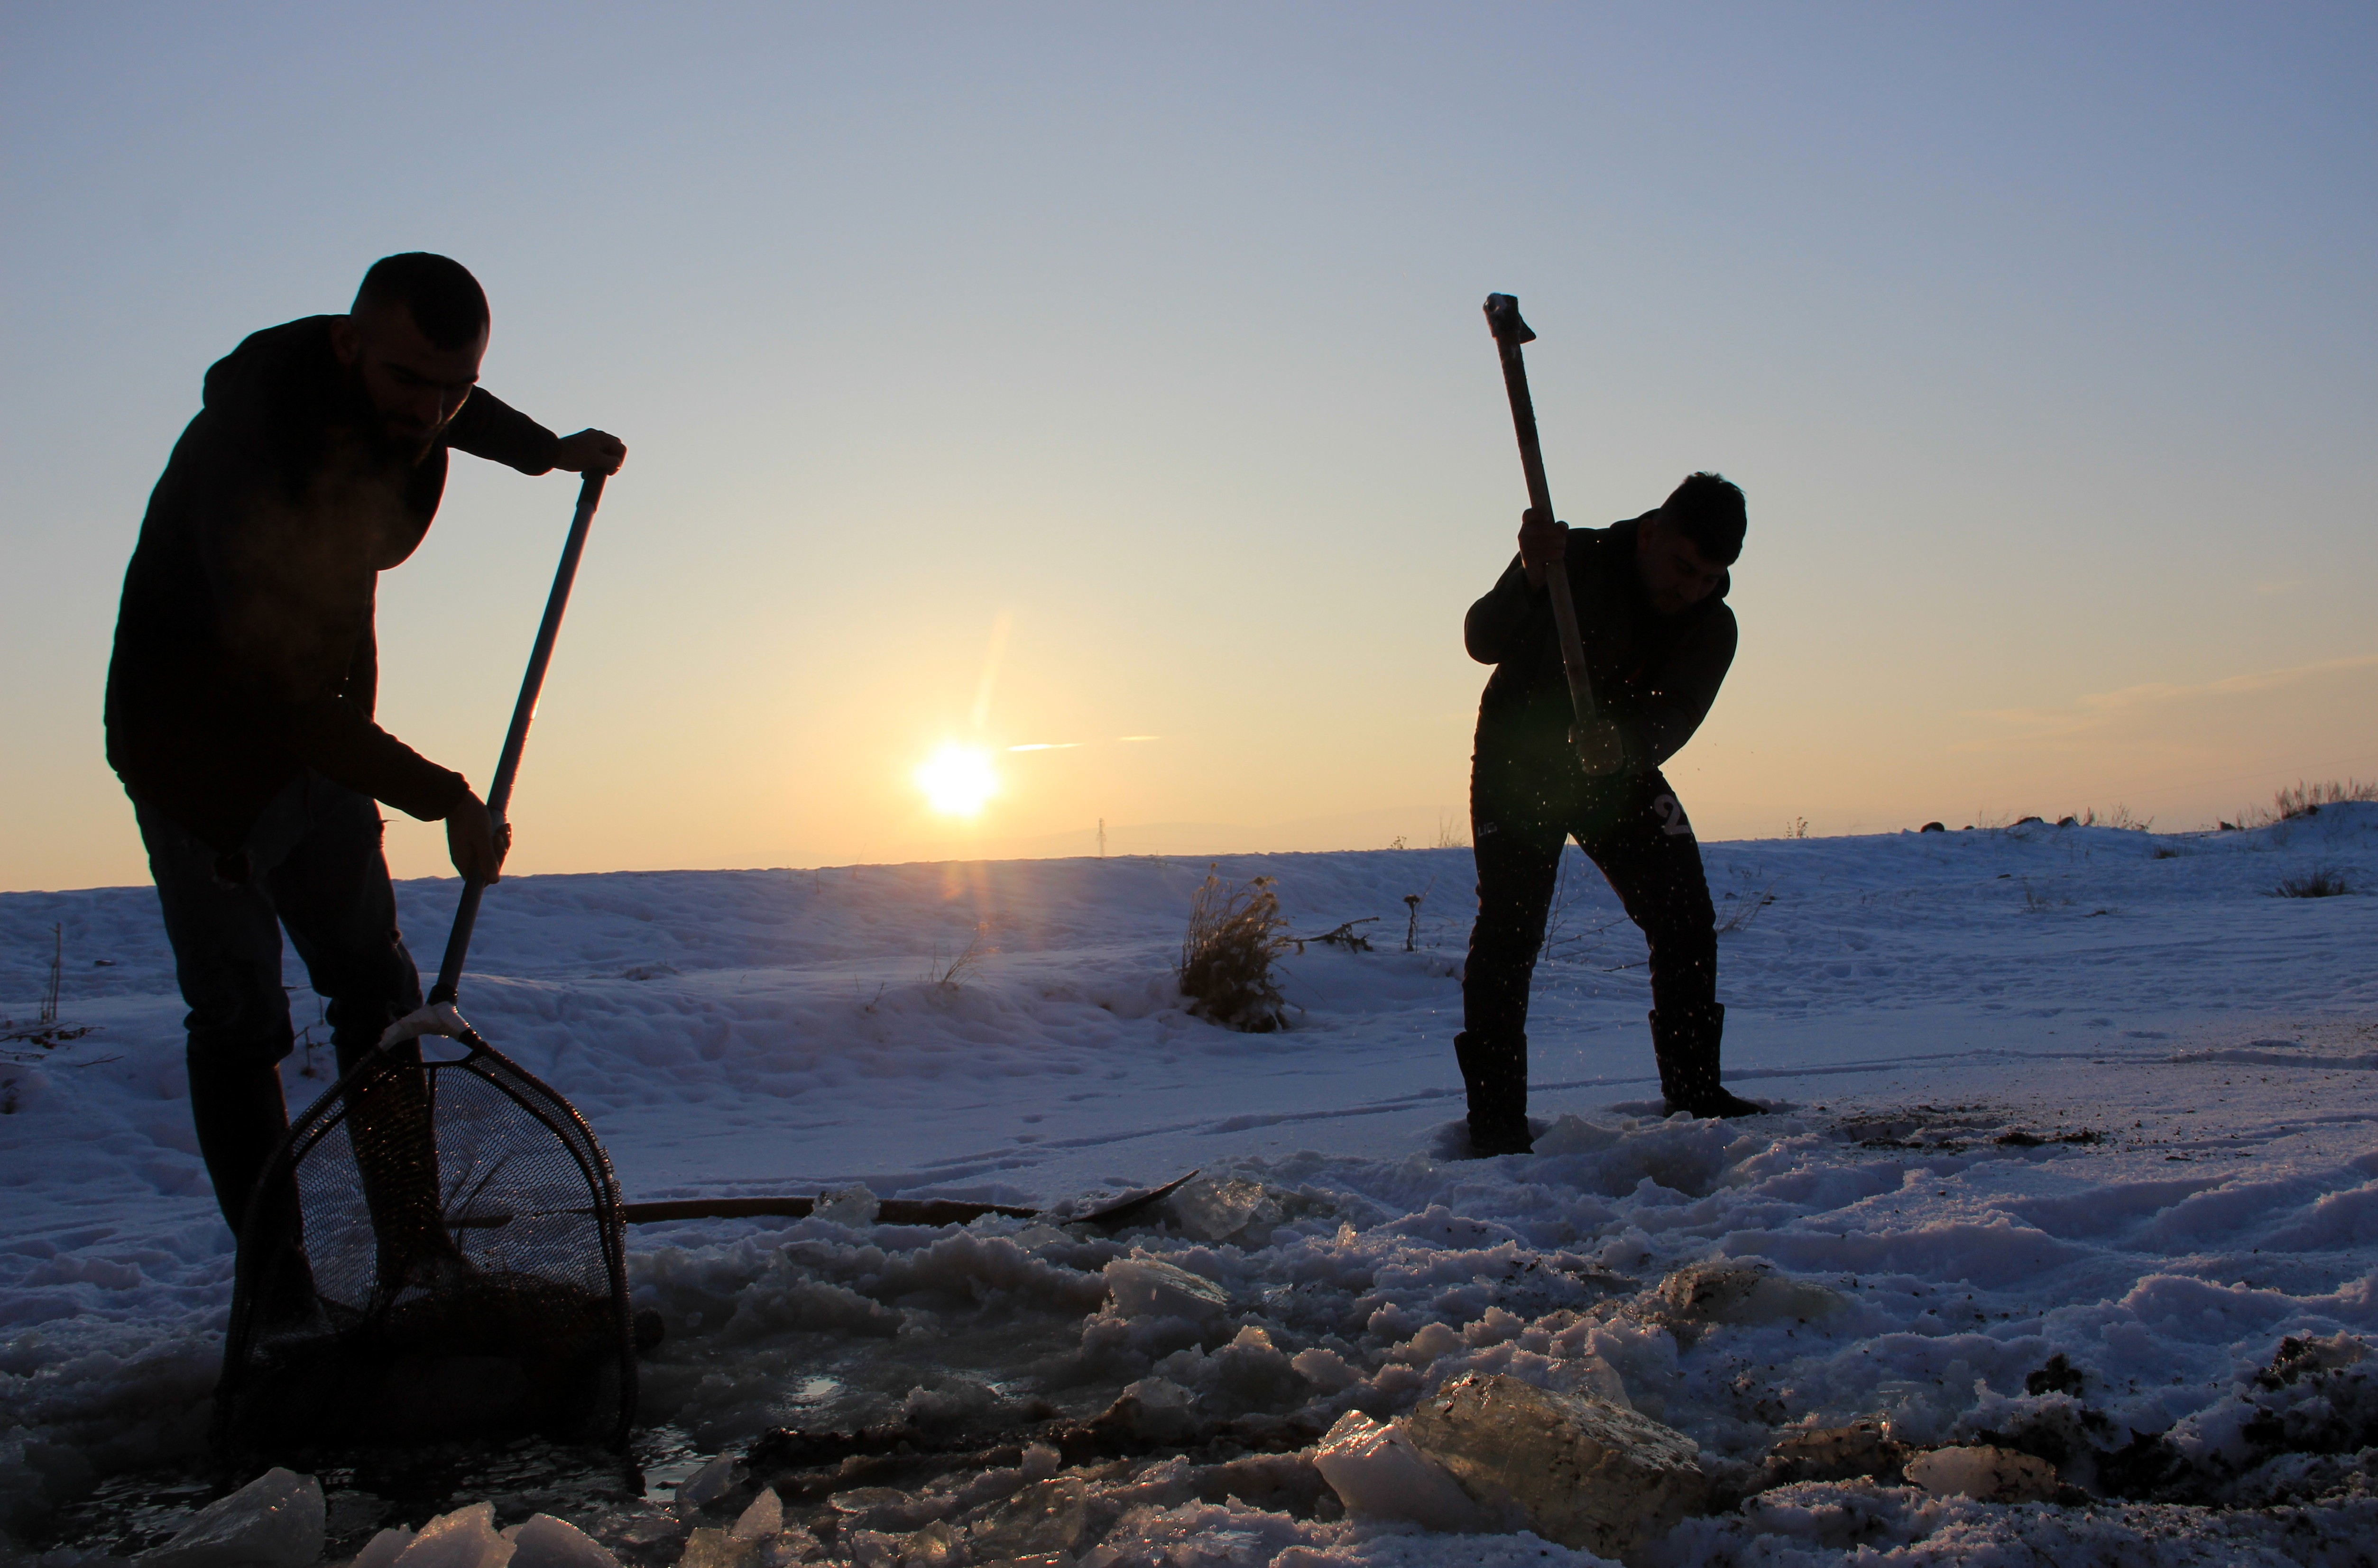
[926,921,995,989]
[1716,883,1778,935]
[1179,871,1290,1031]
[2272,866,2354,899]
[1289,918,1378,953]
[2237,779,2378,830]
[1435,811,1468,850]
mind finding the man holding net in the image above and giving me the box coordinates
[104,254,624,1280]
[1456,472,1762,1156]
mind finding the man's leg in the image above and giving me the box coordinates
[131,794,302,1235]
[265,776,454,1293]
[1578,774,1759,1117]
[1459,802,1567,1155]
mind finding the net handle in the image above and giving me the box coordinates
[429,471,607,1006]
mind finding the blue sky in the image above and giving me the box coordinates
[4,3,2373,888]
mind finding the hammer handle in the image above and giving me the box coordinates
[1493,336,1604,737]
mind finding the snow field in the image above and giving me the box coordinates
[2,807,2375,1562]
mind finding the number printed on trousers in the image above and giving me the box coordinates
[1652,792,1693,837]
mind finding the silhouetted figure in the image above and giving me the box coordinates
[105,254,625,1298]
[1457,472,1760,1155]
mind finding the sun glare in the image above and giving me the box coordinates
[916,742,998,816]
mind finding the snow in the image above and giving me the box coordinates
[3,805,2375,1564]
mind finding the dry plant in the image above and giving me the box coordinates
[2236,779,2378,830]
[1289,918,1378,953]
[1178,871,1290,1031]
[926,921,996,989]
[1540,848,1626,964]
[1435,812,1468,850]
[2272,866,2354,899]
[1715,883,1778,935]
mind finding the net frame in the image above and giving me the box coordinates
[214,1036,637,1451]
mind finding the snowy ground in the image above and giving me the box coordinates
[3,807,2375,1564]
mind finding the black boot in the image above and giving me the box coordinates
[189,1062,297,1233]
[1650,1003,1764,1119]
[1455,1031,1534,1155]
[191,1062,322,1327]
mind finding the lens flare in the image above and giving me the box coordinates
[916,743,998,816]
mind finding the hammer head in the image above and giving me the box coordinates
[1483,293,1536,346]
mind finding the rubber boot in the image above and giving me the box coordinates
[190,1062,297,1234]
[1650,1003,1763,1119]
[190,1062,322,1327]
[1455,1030,1534,1155]
[344,1051,471,1305]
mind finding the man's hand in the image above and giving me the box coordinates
[445,790,513,884]
[552,429,627,475]
[1573,721,1629,779]
[1519,506,1567,588]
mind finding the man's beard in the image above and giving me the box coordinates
[341,365,447,465]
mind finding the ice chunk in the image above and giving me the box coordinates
[140,1467,325,1568]
[674,1527,753,1568]
[1311,1410,1493,1532]
[1104,1376,1200,1443]
[1167,1176,1280,1243]
[1533,1114,1622,1155]
[391,1502,512,1568]
[674,1455,742,1508]
[728,1487,782,1541]
[968,1476,1087,1558]
[1904,1444,2058,1503]
[812,1184,880,1225]
[1761,1421,1907,1486]
[353,1527,415,1568]
[1657,1259,1843,1328]
[1021,1441,1061,1480]
[1291,1347,1360,1391]
[1102,1251,1228,1320]
[505,1514,618,1568]
[1405,1371,1707,1563]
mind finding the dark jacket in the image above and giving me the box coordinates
[105,316,562,853]
[1466,513,1736,793]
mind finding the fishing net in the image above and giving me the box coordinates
[214,1041,636,1451]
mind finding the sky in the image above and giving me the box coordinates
[3,2,2374,891]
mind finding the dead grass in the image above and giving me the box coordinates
[2272,866,2354,899]
[1179,871,1290,1031]
[2235,778,2378,830]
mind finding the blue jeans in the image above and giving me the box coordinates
[134,772,426,1232]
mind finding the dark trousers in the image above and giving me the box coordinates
[1460,763,1717,1128]
[134,772,426,1236]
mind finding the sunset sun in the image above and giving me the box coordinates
[915,742,997,816]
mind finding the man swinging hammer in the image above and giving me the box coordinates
[104,253,625,1268]
[1457,472,1764,1155]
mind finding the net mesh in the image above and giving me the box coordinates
[215,1041,636,1450]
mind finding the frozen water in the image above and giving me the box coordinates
[1405,1373,1705,1560]
[136,1467,323,1568]
[503,1514,619,1568]
[1902,1443,2058,1503]
[1311,1410,1491,1532]
[5,808,2378,1561]
[389,1501,510,1568]
[1103,1251,1230,1320]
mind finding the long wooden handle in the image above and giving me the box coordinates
[1489,302,1607,751]
[428,471,608,1007]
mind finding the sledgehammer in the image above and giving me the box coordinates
[1483,294,1623,777]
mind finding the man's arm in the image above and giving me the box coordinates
[1464,508,1573,664]
[445,387,626,476]
[1634,609,1738,767]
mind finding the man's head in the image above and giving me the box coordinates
[329,253,490,458]
[1636,471,1745,615]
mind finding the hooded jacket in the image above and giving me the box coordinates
[1465,513,1736,802]
[105,316,562,853]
